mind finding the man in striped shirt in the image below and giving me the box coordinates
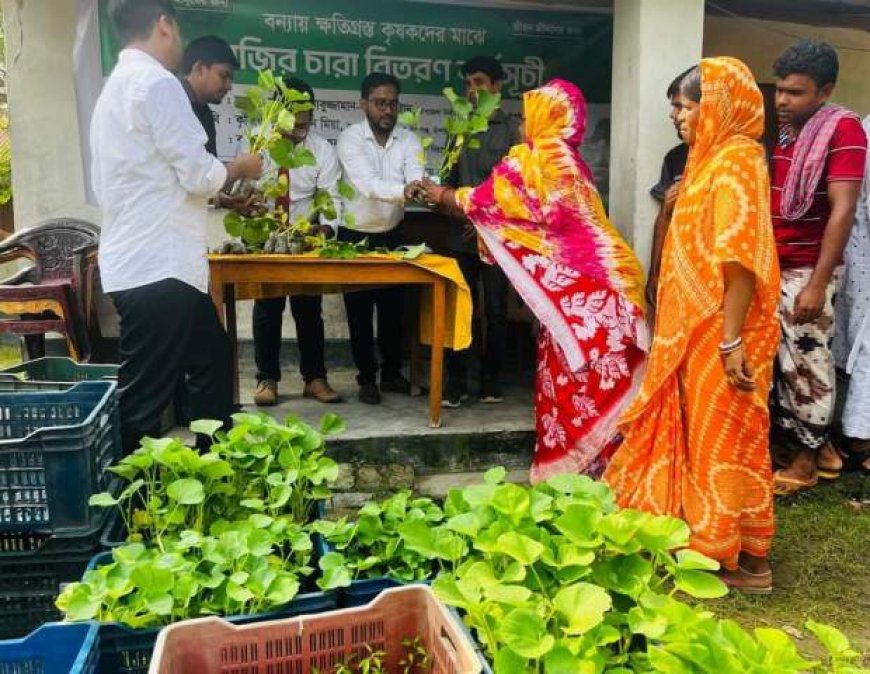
[769,41,867,494]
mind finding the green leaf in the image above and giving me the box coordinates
[224,211,243,238]
[319,413,345,436]
[636,516,691,552]
[166,478,205,505]
[674,569,728,599]
[805,619,853,657]
[337,180,355,200]
[88,492,118,507]
[483,584,532,606]
[266,575,300,604]
[544,646,589,674]
[484,466,506,484]
[490,483,530,522]
[190,419,223,437]
[554,582,612,635]
[497,531,544,566]
[146,594,174,616]
[493,647,528,674]
[553,503,602,548]
[675,549,720,571]
[497,608,555,659]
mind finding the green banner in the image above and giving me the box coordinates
[98,0,613,102]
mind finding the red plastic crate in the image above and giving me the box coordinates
[150,585,481,674]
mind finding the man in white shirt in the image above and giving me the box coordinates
[337,73,424,405]
[92,0,262,453]
[253,77,343,407]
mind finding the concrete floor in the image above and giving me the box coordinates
[234,363,536,441]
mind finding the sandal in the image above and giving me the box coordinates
[719,567,773,595]
[773,470,818,496]
[816,442,845,480]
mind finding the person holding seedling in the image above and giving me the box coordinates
[92,0,262,453]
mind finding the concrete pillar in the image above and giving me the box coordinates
[608,0,704,272]
[2,0,98,228]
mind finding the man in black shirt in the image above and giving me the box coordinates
[645,68,691,313]
[443,56,520,408]
[181,35,238,156]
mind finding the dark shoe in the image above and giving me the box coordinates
[254,379,278,407]
[303,378,343,403]
[479,382,504,404]
[358,383,381,405]
[380,374,411,395]
[441,383,469,409]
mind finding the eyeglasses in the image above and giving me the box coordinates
[367,97,399,111]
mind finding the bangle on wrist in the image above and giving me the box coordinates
[719,336,743,354]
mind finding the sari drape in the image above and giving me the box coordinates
[454,79,649,481]
[603,58,781,568]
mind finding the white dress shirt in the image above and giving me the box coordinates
[91,48,227,294]
[336,120,424,234]
[262,130,342,230]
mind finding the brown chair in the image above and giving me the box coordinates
[0,218,100,361]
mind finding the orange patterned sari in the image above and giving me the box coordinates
[603,58,781,568]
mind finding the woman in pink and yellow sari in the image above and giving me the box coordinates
[419,79,649,481]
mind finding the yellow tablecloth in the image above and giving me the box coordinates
[230,253,472,351]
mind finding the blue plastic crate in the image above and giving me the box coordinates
[0,621,99,674]
[0,358,118,384]
[0,380,121,534]
[82,551,338,674]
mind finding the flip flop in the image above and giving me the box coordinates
[773,470,818,496]
[719,567,773,595]
[817,444,847,480]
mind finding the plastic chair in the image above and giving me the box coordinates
[0,218,99,361]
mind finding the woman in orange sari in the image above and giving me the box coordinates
[418,80,649,481]
[604,58,780,591]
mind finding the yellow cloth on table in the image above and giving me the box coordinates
[229,253,472,351]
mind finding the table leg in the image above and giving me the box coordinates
[428,279,446,428]
[225,284,240,406]
[409,287,423,396]
[210,266,225,327]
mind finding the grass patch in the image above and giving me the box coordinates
[708,473,869,658]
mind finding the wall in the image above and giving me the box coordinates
[704,16,870,116]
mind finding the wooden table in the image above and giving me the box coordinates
[208,254,449,428]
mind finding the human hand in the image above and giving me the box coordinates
[230,153,264,180]
[219,191,264,216]
[404,181,425,202]
[793,283,826,324]
[663,180,681,215]
[461,220,477,242]
[722,346,756,391]
[418,178,447,208]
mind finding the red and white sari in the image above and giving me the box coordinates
[456,80,649,482]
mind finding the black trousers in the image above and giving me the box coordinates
[110,279,233,454]
[447,251,509,389]
[337,227,404,385]
[253,294,326,383]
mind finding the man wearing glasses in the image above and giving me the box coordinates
[336,73,424,405]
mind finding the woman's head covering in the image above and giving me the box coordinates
[522,78,588,147]
[683,57,765,182]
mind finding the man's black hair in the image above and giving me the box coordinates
[774,40,839,89]
[108,0,176,45]
[667,66,696,99]
[282,76,316,105]
[182,35,239,75]
[361,73,400,99]
[460,55,506,83]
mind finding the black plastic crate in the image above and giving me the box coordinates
[0,380,121,534]
[0,544,96,639]
[0,358,118,383]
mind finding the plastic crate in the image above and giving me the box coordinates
[0,544,96,639]
[150,585,481,674]
[82,551,338,674]
[0,378,76,393]
[0,621,99,674]
[0,380,121,534]
[0,357,118,383]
